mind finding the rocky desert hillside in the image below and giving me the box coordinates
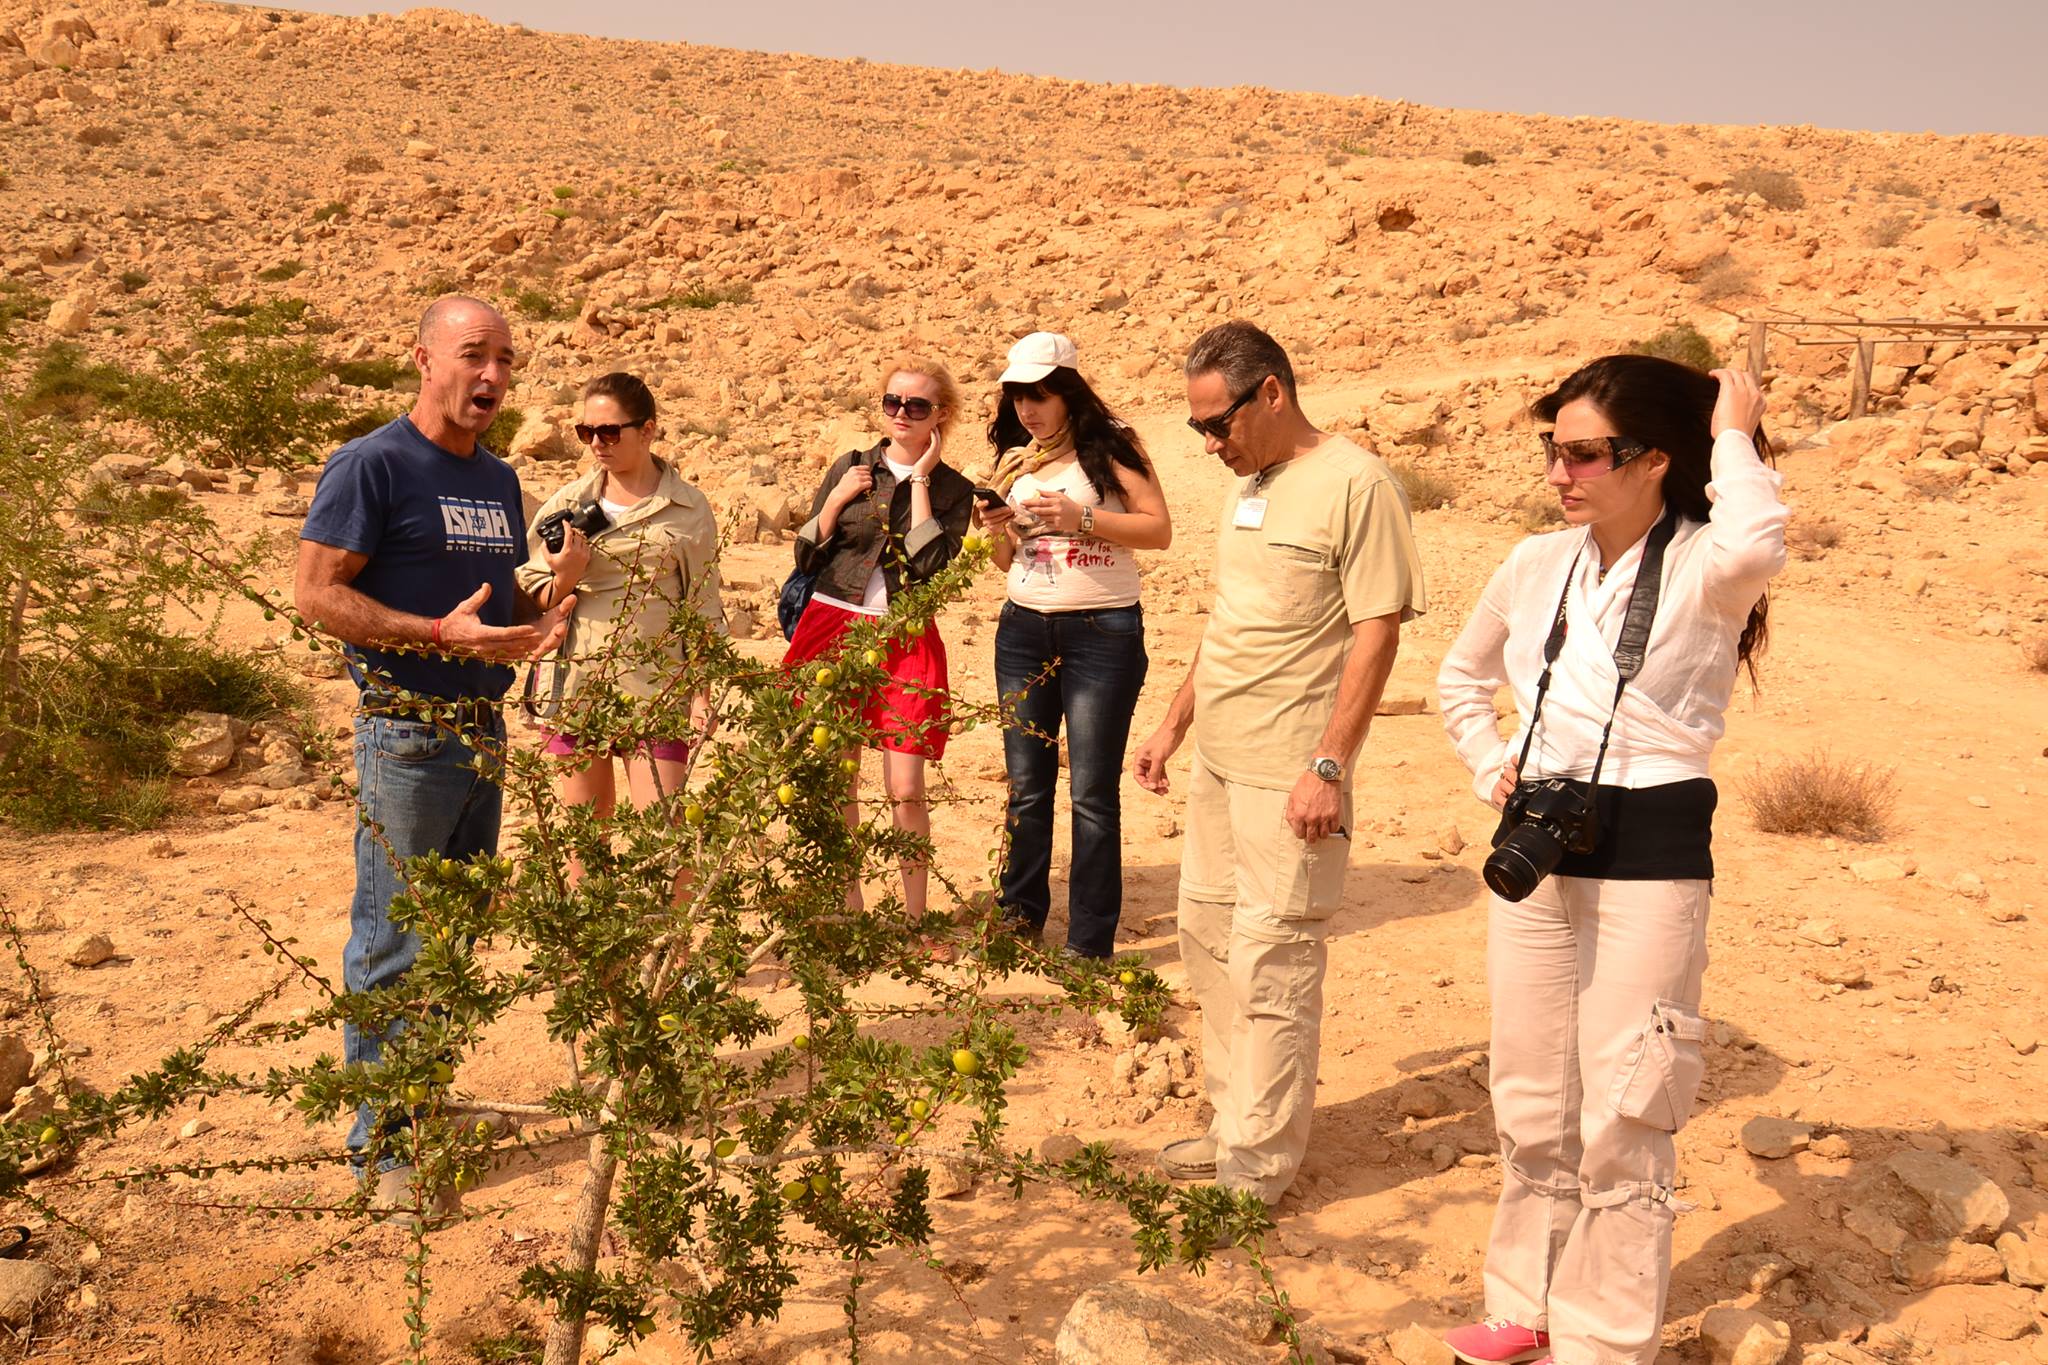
[2,3,2047,1364]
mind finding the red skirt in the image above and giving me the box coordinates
[782,599,951,760]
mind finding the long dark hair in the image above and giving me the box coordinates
[988,366,1150,501]
[1531,354,1771,679]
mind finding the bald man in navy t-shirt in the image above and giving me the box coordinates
[297,296,573,1216]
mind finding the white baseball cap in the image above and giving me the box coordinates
[999,331,1080,385]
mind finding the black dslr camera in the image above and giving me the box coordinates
[1484,778,1600,903]
[536,498,610,553]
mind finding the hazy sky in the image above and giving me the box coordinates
[273,0,2048,137]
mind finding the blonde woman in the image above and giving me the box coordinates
[784,353,975,916]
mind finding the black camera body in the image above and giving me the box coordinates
[1484,778,1600,903]
[536,498,610,554]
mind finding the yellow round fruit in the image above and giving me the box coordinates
[683,802,706,825]
[1118,969,1137,986]
[905,621,925,637]
[962,528,991,552]
[811,725,832,750]
[780,1178,808,1202]
[950,1049,982,1077]
[714,1137,738,1158]
[658,1012,684,1034]
[634,1315,658,1337]
[791,1033,810,1051]
[809,1172,830,1194]
[863,649,882,667]
[894,1130,913,1146]
[454,1169,476,1192]
[37,1125,60,1147]
[435,925,452,942]
[474,1120,494,1139]
[908,1098,930,1120]
[776,783,797,807]
[430,1061,454,1084]
[403,1082,429,1106]
[839,757,859,776]
[813,666,836,687]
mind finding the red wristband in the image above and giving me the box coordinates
[431,617,443,648]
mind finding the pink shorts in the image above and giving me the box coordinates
[539,731,694,763]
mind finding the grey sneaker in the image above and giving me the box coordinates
[369,1163,461,1229]
[1158,1135,1219,1181]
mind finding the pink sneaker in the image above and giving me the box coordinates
[1443,1318,1550,1364]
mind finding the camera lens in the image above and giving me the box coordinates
[1483,822,1566,903]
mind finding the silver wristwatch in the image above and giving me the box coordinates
[1308,756,1342,783]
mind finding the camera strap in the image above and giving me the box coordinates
[1510,507,1680,788]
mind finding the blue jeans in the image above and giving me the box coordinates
[344,710,503,1168]
[994,601,1149,958]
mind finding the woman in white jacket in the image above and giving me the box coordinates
[1436,357,1786,1365]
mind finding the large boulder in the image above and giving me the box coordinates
[170,712,241,776]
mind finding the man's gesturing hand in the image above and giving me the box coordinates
[434,582,577,662]
[1130,726,1179,796]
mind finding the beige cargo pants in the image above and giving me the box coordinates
[1177,763,1351,1204]
[1484,875,1712,1365]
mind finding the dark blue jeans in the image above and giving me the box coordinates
[344,710,503,1169]
[994,601,1149,958]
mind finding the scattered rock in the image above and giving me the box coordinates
[1811,1133,1853,1161]
[61,932,116,968]
[1849,857,1912,883]
[1375,695,1429,716]
[1892,1239,2005,1289]
[1386,1322,1458,1365]
[1038,1134,1085,1164]
[1795,919,1844,946]
[1887,1150,2010,1241]
[0,1259,59,1329]
[1054,1281,1261,1365]
[1741,1117,1813,1160]
[178,1117,214,1140]
[1729,1253,1798,1294]
[1700,1306,1792,1365]
[927,1158,973,1200]
[170,712,240,776]
[1395,1080,1450,1119]
[0,1034,31,1101]
[1996,1229,2047,1288]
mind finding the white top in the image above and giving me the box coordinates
[814,454,920,616]
[1436,430,1787,805]
[596,493,640,522]
[1006,456,1141,612]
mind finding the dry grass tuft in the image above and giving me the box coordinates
[1514,493,1564,533]
[1727,166,1806,210]
[1743,751,1897,840]
[1785,516,1842,560]
[1391,460,1457,511]
[2023,638,2048,673]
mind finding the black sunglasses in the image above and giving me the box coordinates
[881,393,936,421]
[1186,377,1269,442]
[575,419,650,447]
[1539,432,1650,480]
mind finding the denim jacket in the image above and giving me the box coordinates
[792,440,974,604]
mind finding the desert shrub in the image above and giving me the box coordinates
[1514,493,1564,532]
[331,407,399,443]
[311,200,347,222]
[1726,165,1805,210]
[509,286,576,321]
[1742,751,1896,839]
[1630,324,1720,372]
[1391,459,1457,510]
[22,341,134,417]
[482,404,524,454]
[2023,638,2048,673]
[332,356,410,390]
[1785,515,1842,560]
[343,152,383,173]
[1461,149,1495,167]
[116,269,150,293]
[0,281,49,347]
[1864,213,1913,247]
[649,65,672,82]
[551,185,576,200]
[75,125,121,147]
[1872,175,1923,198]
[0,537,1293,1365]
[257,259,306,282]
[0,399,300,829]
[130,329,345,467]
[670,282,752,310]
[1695,258,1757,303]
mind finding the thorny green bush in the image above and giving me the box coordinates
[0,529,1306,1364]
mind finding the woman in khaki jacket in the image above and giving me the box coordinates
[514,372,726,821]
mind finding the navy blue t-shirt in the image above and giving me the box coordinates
[301,416,525,701]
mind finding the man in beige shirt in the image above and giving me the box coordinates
[1131,320,1426,1204]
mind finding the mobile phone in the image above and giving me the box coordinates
[972,487,1005,508]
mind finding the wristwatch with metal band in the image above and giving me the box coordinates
[1308,756,1342,783]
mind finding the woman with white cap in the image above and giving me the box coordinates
[982,332,1172,958]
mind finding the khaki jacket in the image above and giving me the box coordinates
[513,457,726,724]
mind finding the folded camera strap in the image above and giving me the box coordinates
[1510,508,1680,789]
